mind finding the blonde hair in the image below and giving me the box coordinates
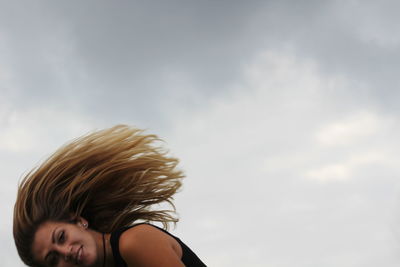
[13,125,184,266]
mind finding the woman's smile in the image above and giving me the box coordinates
[32,220,101,267]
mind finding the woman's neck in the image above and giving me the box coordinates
[103,233,115,267]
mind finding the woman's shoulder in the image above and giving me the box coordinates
[118,224,184,266]
[119,224,168,248]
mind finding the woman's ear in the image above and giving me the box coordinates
[75,216,89,229]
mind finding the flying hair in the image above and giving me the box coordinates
[13,125,184,266]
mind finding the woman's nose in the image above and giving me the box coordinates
[57,245,73,262]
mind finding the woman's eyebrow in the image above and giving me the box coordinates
[51,227,58,244]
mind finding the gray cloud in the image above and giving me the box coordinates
[3,0,399,118]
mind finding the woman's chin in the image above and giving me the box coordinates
[79,247,96,266]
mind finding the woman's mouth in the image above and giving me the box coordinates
[76,246,83,264]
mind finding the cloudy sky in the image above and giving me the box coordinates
[2,0,400,266]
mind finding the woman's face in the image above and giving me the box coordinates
[32,219,101,267]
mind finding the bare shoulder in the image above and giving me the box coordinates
[119,224,172,248]
[119,224,184,267]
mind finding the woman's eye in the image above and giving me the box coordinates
[58,231,65,243]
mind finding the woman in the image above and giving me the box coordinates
[13,125,206,267]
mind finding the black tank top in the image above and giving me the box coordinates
[110,224,207,267]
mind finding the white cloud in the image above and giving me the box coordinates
[162,46,400,266]
[167,49,400,266]
[306,163,351,182]
[0,107,99,153]
[305,149,400,182]
[0,123,35,152]
[315,111,389,146]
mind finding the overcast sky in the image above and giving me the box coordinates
[2,1,400,266]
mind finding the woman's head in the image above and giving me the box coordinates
[13,186,73,266]
[32,218,102,267]
[14,125,184,266]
